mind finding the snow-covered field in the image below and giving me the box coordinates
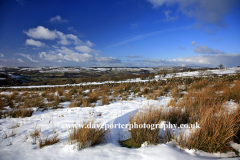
[1,67,240,89]
[0,95,239,160]
[1,67,240,159]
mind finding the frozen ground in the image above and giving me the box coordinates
[1,67,240,89]
[0,96,239,160]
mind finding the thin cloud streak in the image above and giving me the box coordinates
[106,26,188,48]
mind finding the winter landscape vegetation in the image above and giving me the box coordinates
[0,0,240,159]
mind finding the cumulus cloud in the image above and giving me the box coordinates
[24,26,58,40]
[17,58,24,62]
[24,26,90,46]
[55,31,83,45]
[191,41,226,54]
[75,45,100,54]
[147,0,238,33]
[18,53,39,62]
[26,39,46,47]
[39,46,120,63]
[49,16,68,23]
[0,53,4,58]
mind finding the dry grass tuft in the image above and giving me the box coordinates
[70,101,82,108]
[180,108,240,153]
[64,92,72,101]
[82,98,91,107]
[39,134,60,148]
[101,96,110,105]
[7,108,34,118]
[163,108,190,126]
[128,106,163,147]
[69,121,109,149]
[30,126,41,144]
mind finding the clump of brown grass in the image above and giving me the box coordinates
[142,87,149,95]
[128,107,163,147]
[189,80,209,91]
[69,121,109,149]
[163,108,190,126]
[30,126,41,144]
[180,107,240,153]
[57,88,64,96]
[53,95,60,106]
[70,101,82,108]
[87,90,99,103]
[167,98,177,107]
[0,96,5,110]
[171,86,180,98]
[174,86,222,123]
[101,96,110,105]
[222,80,240,102]
[39,134,60,148]
[156,89,163,97]
[7,108,34,118]
[81,90,100,107]
[64,92,72,101]
[82,98,91,107]
[132,87,140,94]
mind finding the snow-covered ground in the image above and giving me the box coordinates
[0,96,239,160]
[1,67,240,89]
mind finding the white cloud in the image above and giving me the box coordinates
[56,47,76,55]
[96,57,121,63]
[194,45,226,54]
[17,58,24,62]
[147,0,238,33]
[68,27,78,33]
[52,45,58,48]
[55,31,83,45]
[163,10,178,22]
[75,45,100,54]
[49,15,68,23]
[24,26,58,40]
[139,53,240,68]
[24,26,85,46]
[26,39,46,47]
[86,40,95,47]
[0,53,4,58]
[39,46,120,63]
[191,41,226,54]
[39,51,95,62]
[18,53,39,62]
[191,41,198,46]
[106,27,185,48]
[39,52,60,61]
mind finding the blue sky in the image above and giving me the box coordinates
[0,0,240,68]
